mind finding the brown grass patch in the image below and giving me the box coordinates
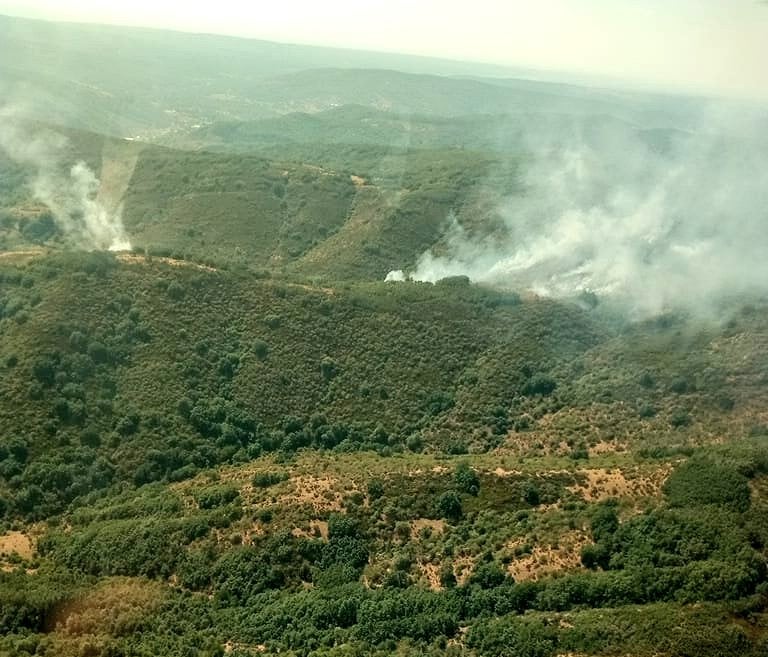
[279,475,347,512]
[0,531,34,560]
[116,252,217,272]
[291,520,330,540]
[507,530,588,581]
[410,518,445,536]
[453,555,477,586]
[566,466,669,503]
[420,562,442,591]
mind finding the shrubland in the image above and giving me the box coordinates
[0,251,766,655]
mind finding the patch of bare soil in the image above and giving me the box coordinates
[302,163,336,176]
[224,642,266,654]
[420,562,442,591]
[0,249,45,263]
[243,523,266,545]
[555,654,649,657]
[0,531,34,559]
[491,466,523,477]
[453,555,477,586]
[292,520,329,540]
[278,476,347,512]
[566,467,670,503]
[407,467,444,476]
[588,440,628,456]
[410,518,445,536]
[8,204,50,218]
[507,530,588,581]
[284,282,336,296]
[567,469,633,502]
[116,253,217,272]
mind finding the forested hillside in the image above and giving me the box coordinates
[0,252,767,656]
[0,125,516,278]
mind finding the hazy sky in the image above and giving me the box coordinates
[1,0,767,99]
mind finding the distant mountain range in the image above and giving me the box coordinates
[0,13,704,139]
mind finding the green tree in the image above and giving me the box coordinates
[436,491,462,521]
[454,462,480,496]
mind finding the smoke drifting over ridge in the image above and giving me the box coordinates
[0,106,131,251]
[398,105,768,316]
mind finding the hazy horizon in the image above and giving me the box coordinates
[0,1,767,102]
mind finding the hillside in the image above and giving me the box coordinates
[0,110,694,283]
[186,104,688,158]
[0,124,519,279]
[1,252,767,494]
[0,252,767,655]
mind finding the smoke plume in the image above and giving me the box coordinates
[395,103,768,316]
[0,105,131,251]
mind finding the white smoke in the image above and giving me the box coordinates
[0,105,131,251]
[385,269,407,282]
[396,103,768,316]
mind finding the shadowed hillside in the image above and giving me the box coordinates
[0,252,766,518]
